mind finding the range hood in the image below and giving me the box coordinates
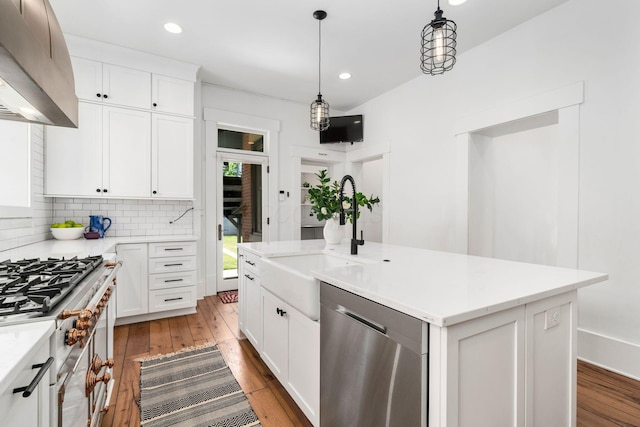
[0,0,78,127]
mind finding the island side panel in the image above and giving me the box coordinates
[525,291,577,426]
[432,306,527,427]
[430,290,579,427]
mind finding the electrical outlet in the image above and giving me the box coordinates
[544,307,561,330]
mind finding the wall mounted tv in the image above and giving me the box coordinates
[319,115,364,144]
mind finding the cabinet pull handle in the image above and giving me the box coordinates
[164,248,183,251]
[164,297,183,302]
[13,357,54,398]
[276,308,287,317]
[164,263,183,267]
[218,224,222,241]
[246,260,256,266]
[244,274,254,281]
[164,279,184,283]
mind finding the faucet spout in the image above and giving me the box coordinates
[339,175,365,255]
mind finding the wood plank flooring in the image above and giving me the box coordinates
[101,295,640,427]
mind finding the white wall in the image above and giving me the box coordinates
[0,125,53,251]
[348,0,640,377]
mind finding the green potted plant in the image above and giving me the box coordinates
[305,169,380,243]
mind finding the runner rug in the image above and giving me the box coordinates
[138,344,261,427]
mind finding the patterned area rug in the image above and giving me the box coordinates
[138,344,261,427]
[219,290,238,304]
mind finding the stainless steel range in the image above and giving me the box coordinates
[0,254,121,427]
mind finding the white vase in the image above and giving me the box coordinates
[323,217,343,245]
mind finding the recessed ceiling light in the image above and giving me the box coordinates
[449,0,467,5]
[164,22,183,34]
[338,72,351,80]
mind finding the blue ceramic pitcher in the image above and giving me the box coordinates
[89,215,112,238]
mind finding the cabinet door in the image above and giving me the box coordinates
[243,270,262,350]
[0,337,51,427]
[70,56,103,102]
[45,102,103,196]
[261,289,288,379]
[115,244,149,318]
[151,114,193,198]
[288,308,320,426]
[102,64,151,109]
[152,74,194,116]
[103,107,151,197]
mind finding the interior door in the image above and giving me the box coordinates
[216,151,269,292]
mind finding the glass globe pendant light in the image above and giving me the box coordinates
[420,0,457,75]
[310,10,330,131]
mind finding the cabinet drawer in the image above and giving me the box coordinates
[243,251,261,274]
[0,338,50,426]
[148,241,196,258]
[148,256,196,274]
[149,270,197,290]
[149,287,196,312]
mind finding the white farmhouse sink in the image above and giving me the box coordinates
[260,253,371,320]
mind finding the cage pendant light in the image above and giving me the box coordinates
[310,10,330,131]
[420,0,457,75]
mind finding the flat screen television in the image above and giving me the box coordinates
[319,115,364,144]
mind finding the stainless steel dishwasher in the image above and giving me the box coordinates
[320,282,429,427]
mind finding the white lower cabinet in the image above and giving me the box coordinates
[0,336,51,427]
[260,288,319,426]
[115,243,148,318]
[238,249,262,349]
[116,241,197,324]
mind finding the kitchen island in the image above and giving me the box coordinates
[237,239,608,427]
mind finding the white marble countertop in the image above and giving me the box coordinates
[0,234,197,260]
[0,320,55,395]
[239,240,608,327]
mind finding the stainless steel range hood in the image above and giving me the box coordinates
[0,0,78,128]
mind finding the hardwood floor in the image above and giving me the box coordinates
[577,360,640,426]
[101,295,640,427]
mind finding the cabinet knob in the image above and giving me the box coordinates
[152,190,157,195]
[96,93,102,98]
[152,102,157,107]
[96,188,101,193]
[103,94,108,99]
[103,189,108,193]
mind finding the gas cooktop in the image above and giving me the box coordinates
[0,256,103,317]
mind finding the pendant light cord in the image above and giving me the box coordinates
[318,18,322,95]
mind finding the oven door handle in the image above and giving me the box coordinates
[13,357,54,398]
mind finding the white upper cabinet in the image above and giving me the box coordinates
[103,107,151,198]
[102,64,151,110]
[46,103,151,198]
[152,114,194,199]
[152,74,195,116]
[45,102,104,197]
[71,57,151,109]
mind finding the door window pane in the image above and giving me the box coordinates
[218,129,263,152]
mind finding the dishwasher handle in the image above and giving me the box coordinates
[337,306,387,335]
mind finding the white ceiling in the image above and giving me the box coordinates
[49,0,568,111]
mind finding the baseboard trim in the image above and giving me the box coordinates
[578,328,640,381]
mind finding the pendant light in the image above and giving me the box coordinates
[420,0,457,75]
[310,10,330,131]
